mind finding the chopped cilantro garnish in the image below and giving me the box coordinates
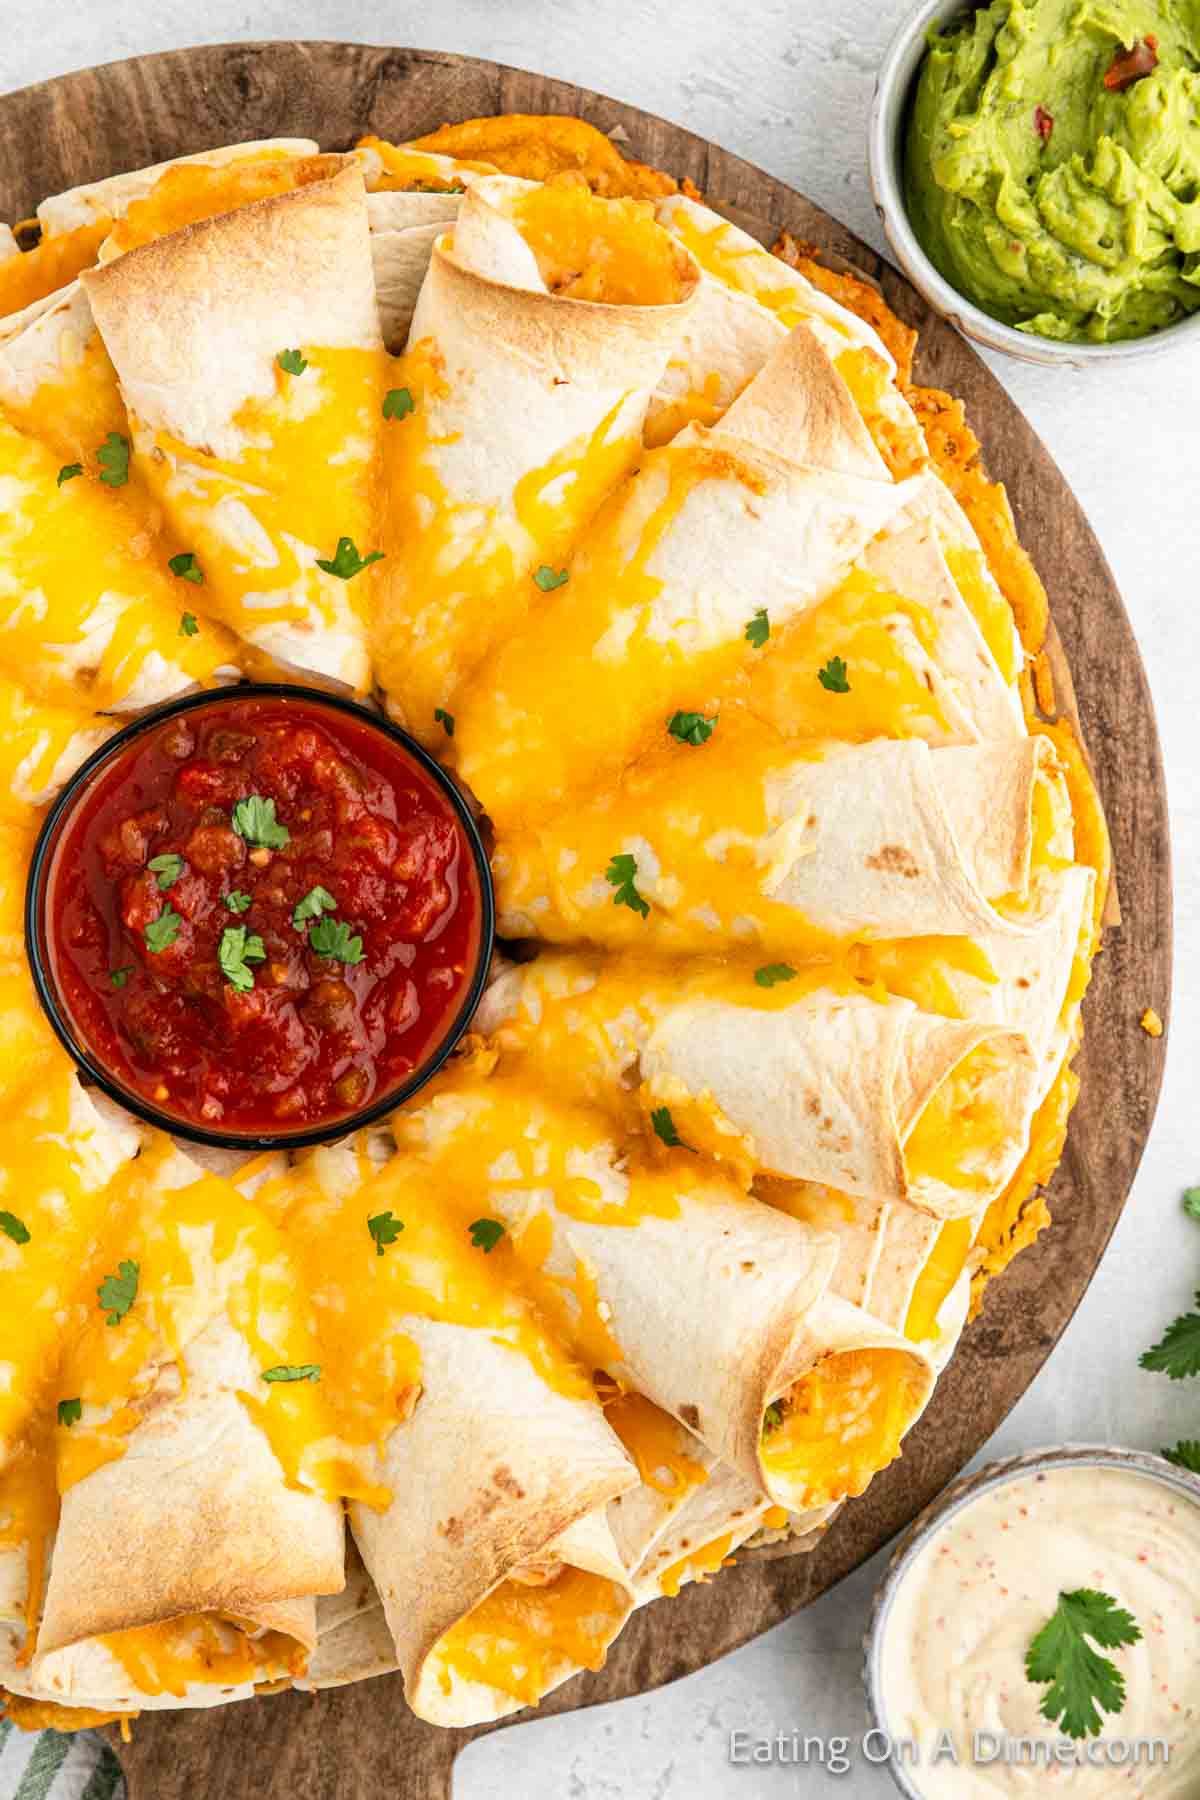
[745,608,770,648]
[605,852,649,918]
[308,917,364,964]
[292,885,337,932]
[232,794,291,850]
[534,565,569,592]
[57,462,83,487]
[144,906,181,953]
[218,925,267,993]
[762,1401,784,1435]
[755,963,797,988]
[316,537,384,580]
[109,965,134,989]
[168,551,204,585]
[57,1397,82,1428]
[383,386,414,420]
[98,1258,139,1325]
[667,710,717,746]
[818,655,851,693]
[1025,1589,1141,1739]
[262,1363,320,1383]
[179,612,199,636]
[96,432,130,487]
[650,1105,686,1149]
[0,1210,30,1246]
[469,1218,505,1253]
[147,852,185,891]
[277,348,308,375]
[434,707,455,738]
[224,890,252,914]
[368,1210,404,1256]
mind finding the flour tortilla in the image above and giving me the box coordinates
[373,172,701,740]
[34,139,320,238]
[82,166,383,687]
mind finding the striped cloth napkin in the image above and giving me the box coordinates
[0,1722,122,1800]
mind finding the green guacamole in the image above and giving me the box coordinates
[905,0,1200,341]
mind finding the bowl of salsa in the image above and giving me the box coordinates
[26,685,494,1148]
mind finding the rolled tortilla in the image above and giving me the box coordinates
[0,412,239,709]
[475,950,1043,1219]
[356,140,496,349]
[373,172,700,744]
[392,1069,934,1514]
[0,675,109,822]
[493,727,1071,954]
[23,1138,345,1713]
[248,1138,639,1727]
[452,328,925,829]
[0,824,63,1110]
[0,1066,142,1693]
[650,194,927,476]
[33,140,321,239]
[0,283,129,464]
[83,166,386,689]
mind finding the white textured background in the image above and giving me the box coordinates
[5,4,1199,1795]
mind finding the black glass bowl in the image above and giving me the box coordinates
[24,683,495,1151]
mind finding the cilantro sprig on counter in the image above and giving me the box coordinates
[1140,1187,1200,1480]
[1025,1589,1141,1740]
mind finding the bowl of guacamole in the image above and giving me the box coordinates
[869,0,1200,362]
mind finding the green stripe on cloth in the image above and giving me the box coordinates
[79,1744,123,1800]
[11,1728,71,1800]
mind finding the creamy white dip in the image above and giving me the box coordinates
[877,1464,1200,1797]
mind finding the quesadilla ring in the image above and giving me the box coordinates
[0,111,1109,1735]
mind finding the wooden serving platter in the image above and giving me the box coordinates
[0,42,1172,1800]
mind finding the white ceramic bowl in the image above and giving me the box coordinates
[861,1443,1200,1798]
[868,0,1200,368]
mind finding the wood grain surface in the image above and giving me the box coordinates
[0,41,1172,1800]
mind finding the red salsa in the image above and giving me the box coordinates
[45,695,486,1135]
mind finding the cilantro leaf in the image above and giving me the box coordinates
[383,386,414,420]
[110,966,134,989]
[316,536,384,581]
[219,925,267,993]
[755,963,797,989]
[667,710,717,746]
[534,565,569,592]
[650,1105,687,1149]
[232,794,291,850]
[292,885,337,932]
[179,611,199,636]
[168,551,204,585]
[434,707,455,738]
[762,1401,783,1435]
[469,1218,505,1253]
[818,655,851,694]
[368,1210,404,1256]
[0,1210,30,1246]
[605,852,649,919]
[745,608,770,648]
[1183,1187,1200,1221]
[1140,1294,1200,1380]
[224,890,252,914]
[96,432,130,487]
[307,917,364,964]
[144,905,181,953]
[57,462,83,487]
[1163,1439,1200,1472]
[147,852,185,891]
[98,1258,139,1325]
[1025,1589,1141,1739]
[277,348,308,375]
[262,1363,320,1383]
[57,1397,82,1427]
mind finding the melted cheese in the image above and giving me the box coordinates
[96,1614,304,1699]
[603,1391,708,1497]
[903,1216,976,1343]
[356,135,495,190]
[0,415,236,707]
[0,675,107,823]
[657,1530,733,1598]
[665,208,859,343]
[136,346,385,677]
[509,181,694,306]
[375,339,639,735]
[104,153,334,258]
[760,1348,920,1508]
[943,544,1022,686]
[0,331,129,470]
[902,1042,1012,1197]
[0,223,109,321]
[433,1566,625,1705]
